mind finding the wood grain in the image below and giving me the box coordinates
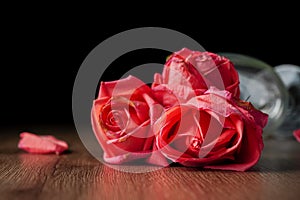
[0,126,300,200]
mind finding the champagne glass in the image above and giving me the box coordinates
[218,53,299,138]
[273,64,300,137]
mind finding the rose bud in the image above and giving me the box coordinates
[152,48,240,107]
[154,87,268,171]
[91,75,165,165]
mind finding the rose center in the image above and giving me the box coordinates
[107,111,126,130]
[190,137,201,150]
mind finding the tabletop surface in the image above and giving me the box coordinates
[1,125,300,200]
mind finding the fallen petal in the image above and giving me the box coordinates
[18,132,68,154]
[293,129,300,143]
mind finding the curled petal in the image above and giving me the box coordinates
[18,132,68,155]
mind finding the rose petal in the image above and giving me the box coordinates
[103,152,151,164]
[293,129,300,143]
[98,75,152,101]
[18,132,68,154]
[146,143,170,166]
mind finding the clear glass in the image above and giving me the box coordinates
[218,53,290,137]
[273,64,300,137]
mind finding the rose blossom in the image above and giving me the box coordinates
[153,87,268,171]
[152,48,240,107]
[91,75,165,165]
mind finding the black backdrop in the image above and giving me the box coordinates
[2,8,299,128]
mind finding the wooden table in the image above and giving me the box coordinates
[1,125,300,200]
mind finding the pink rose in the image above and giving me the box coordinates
[91,75,164,165]
[154,88,268,171]
[152,48,240,107]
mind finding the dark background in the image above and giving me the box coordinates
[2,7,299,129]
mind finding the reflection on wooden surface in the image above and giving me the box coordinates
[0,126,299,200]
